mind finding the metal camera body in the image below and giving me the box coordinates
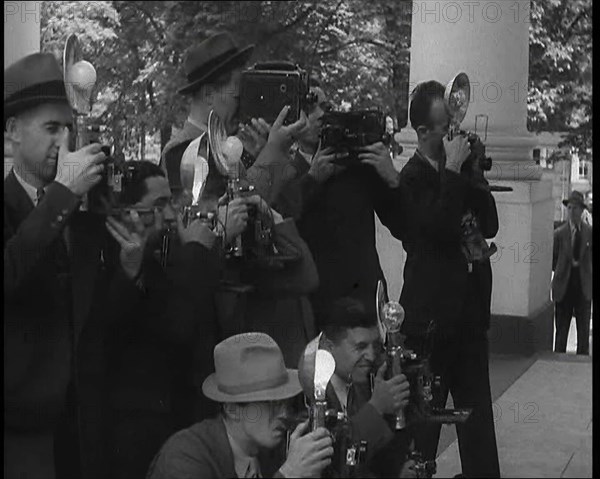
[296,336,368,478]
[320,110,391,164]
[444,72,492,172]
[239,61,315,126]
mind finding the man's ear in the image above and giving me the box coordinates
[222,402,241,422]
[5,116,21,144]
[416,125,428,141]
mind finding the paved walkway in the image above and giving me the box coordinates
[433,352,592,478]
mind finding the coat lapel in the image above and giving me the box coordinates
[69,212,105,345]
[162,120,204,160]
[4,169,35,225]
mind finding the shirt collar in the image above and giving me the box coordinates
[569,218,581,233]
[13,168,43,206]
[224,419,261,478]
[416,149,439,172]
[330,373,351,412]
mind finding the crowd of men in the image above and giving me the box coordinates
[5,32,506,478]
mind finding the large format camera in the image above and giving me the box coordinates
[320,110,391,163]
[239,61,316,126]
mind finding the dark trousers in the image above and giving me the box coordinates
[406,327,500,478]
[555,267,592,355]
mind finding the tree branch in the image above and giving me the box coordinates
[317,38,409,57]
[273,2,317,35]
[130,2,166,45]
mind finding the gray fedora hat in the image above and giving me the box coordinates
[178,32,254,95]
[202,333,302,403]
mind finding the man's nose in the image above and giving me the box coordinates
[363,345,377,363]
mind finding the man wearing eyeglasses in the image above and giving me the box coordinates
[102,161,233,479]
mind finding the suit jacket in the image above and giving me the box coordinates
[273,151,405,324]
[4,169,104,430]
[146,416,285,478]
[397,153,499,338]
[325,380,408,477]
[105,238,222,427]
[215,219,319,368]
[4,169,137,477]
[552,222,593,302]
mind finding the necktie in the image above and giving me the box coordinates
[36,187,45,205]
[573,226,581,262]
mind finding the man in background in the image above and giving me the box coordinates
[553,190,593,355]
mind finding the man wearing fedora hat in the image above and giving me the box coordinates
[4,52,138,478]
[147,333,334,478]
[553,190,593,355]
[161,31,306,204]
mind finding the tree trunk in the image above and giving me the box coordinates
[160,124,172,153]
[140,124,146,162]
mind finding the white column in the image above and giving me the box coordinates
[4,1,41,176]
[377,0,555,352]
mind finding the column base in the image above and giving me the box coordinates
[488,301,554,356]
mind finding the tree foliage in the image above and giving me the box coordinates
[40,0,591,161]
[528,0,592,156]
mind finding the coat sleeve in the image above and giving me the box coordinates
[552,228,560,271]
[348,402,395,462]
[370,170,405,240]
[4,181,81,298]
[148,242,222,344]
[245,143,291,205]
[398,165,470,242]
[106,242,222,345]
[252,218,319,295]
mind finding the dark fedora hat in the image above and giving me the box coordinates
[178,32,254,96]
[562,190,587,209]
[4,53,69,122]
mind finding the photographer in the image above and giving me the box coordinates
[273,82,405,328]
[102,161,222,478]
[3,52,126,478]
[397,81,500,478]
[147,333,334,478]
[309,298,415,478]
[214,189,319,368]
[162,32,305,205]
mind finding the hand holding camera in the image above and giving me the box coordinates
[238,118,270,157]
[218,196,250,243]
[243,194,284,225]
[55,127,107,196]
[280,420,334,478]
[105,210,149,280]
[358,142,399,188]
[268,105,308,151]
[443,134,471,174]
[176,213,216,249]
[308,144,347,183]
[369,362,410,416]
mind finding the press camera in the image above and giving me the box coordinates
[239,62,317,126]
[320,110,391,163]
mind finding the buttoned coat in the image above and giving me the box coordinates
[552,221,593,302]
